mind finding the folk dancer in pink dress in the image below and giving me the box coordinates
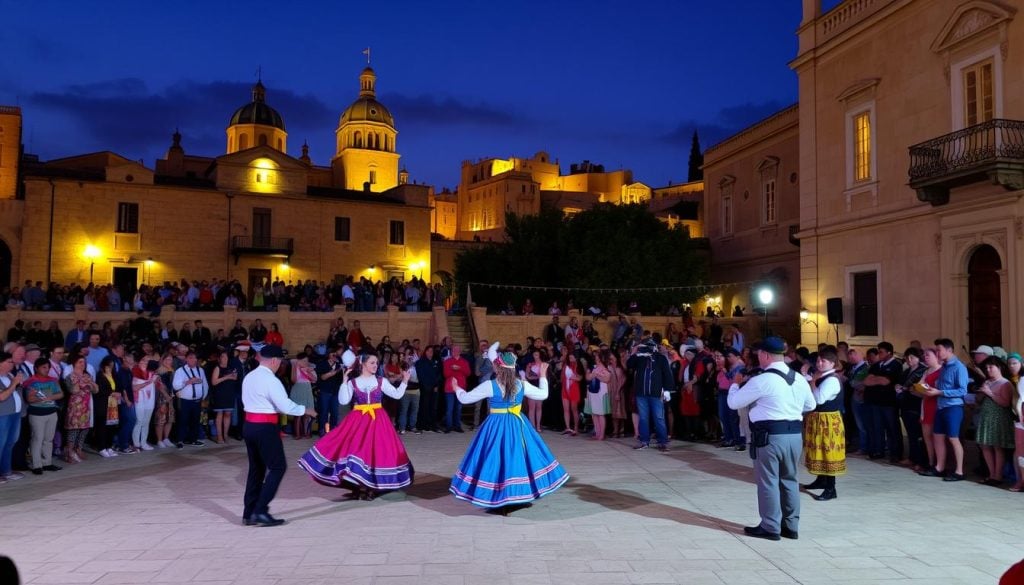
[299,351,414,501]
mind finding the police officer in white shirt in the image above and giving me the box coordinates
[728,337,816,541]
[173,351,209,446]
[241,345,315,527]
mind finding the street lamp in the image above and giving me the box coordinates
[145,258,154,285]
[83,245,100,284]
[757,286,774,337]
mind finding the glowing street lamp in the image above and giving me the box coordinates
[83,245,100,284]
[757,286,774,337]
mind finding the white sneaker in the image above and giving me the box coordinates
[162,439,174,448]
[155,441,166,449]
[100,449,113,458]
[140,443,155,451]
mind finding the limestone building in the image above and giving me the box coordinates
[649,180,704,238]
[0,67,432,300]
[455,152,653,241]
[702,105,801,339]
[793,0,1024,350]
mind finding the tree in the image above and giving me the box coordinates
[454,203,708,313]
[687,131,704,182]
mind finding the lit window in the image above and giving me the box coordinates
[963,59,994,126]
[853,111,871,182]
[369,170,377,185]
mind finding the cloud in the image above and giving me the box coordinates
[28,78,336,157]
[661,100,792,149]
[24,77,530,163]
[381,93,527,128]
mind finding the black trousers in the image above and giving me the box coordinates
[178,399,202,443]
[418,386,438,431]
[243,421,286,519]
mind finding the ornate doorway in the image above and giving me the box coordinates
[967,244,1002,349]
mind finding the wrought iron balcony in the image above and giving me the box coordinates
[908,119,1024,206]
[231,235,293,263]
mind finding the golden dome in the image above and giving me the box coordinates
[338,67,395,128]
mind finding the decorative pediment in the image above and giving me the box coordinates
[755,156,781,173]
[931,0,1016,54]
[216,144,307,171]
[718,175,736,190]
[836,78,881,103]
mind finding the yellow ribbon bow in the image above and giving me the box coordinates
[354,403,382,421]
[489,404,522,416]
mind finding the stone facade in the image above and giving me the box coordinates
[455,152,653,241]
[2,66,434,295]
[702,105,801,341]
[793,0,1024,350]
[18,157,431,289]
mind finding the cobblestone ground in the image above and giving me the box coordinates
[1,431,1021,585]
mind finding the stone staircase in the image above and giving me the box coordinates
[447,315,474,351]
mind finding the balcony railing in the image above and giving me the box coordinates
[908,119,1024,206]
[231,235,294,263]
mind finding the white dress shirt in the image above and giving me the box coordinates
[812,369,842,405]
[173,365,209,400]
[456,378,548,404]
[727,361,815,422]
[242,365,305,416]
[339,376,407,405]
[48,360,66,381]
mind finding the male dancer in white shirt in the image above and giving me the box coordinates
[242,345,315,527]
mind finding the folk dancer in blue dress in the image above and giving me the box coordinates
[298,352,414,501]
[450,342,569,514]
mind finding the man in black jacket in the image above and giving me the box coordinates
[415,346,442,433]
[627,338,674,451]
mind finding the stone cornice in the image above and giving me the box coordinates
[703,105,799,166]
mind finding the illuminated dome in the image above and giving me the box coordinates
[338,67,395,128]
[228,81,286,130]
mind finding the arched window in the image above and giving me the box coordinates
[239,133,249,150]
[354,131,362,148]
[258,134,268,146]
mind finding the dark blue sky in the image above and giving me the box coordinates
[2,0,806,190]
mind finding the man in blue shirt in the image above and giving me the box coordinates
[920,338,968,481]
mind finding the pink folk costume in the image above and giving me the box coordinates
[298,375,414,491]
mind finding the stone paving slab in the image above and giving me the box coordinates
[1,430,1022,584]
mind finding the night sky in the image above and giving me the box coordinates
[2,0,821,190]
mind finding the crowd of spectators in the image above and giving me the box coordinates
[0,275,448,314]
[1,309,1019,496]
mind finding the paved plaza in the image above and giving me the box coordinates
[1,431,1021,585]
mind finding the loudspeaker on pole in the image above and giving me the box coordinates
[826,297,843,325]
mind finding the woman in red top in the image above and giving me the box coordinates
[560,349,581,436]
[383,351,403,425]
[916,347,942,475]
[264,323,284,347]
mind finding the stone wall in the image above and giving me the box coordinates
[1,305,450,353]
[469,306,794,348]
